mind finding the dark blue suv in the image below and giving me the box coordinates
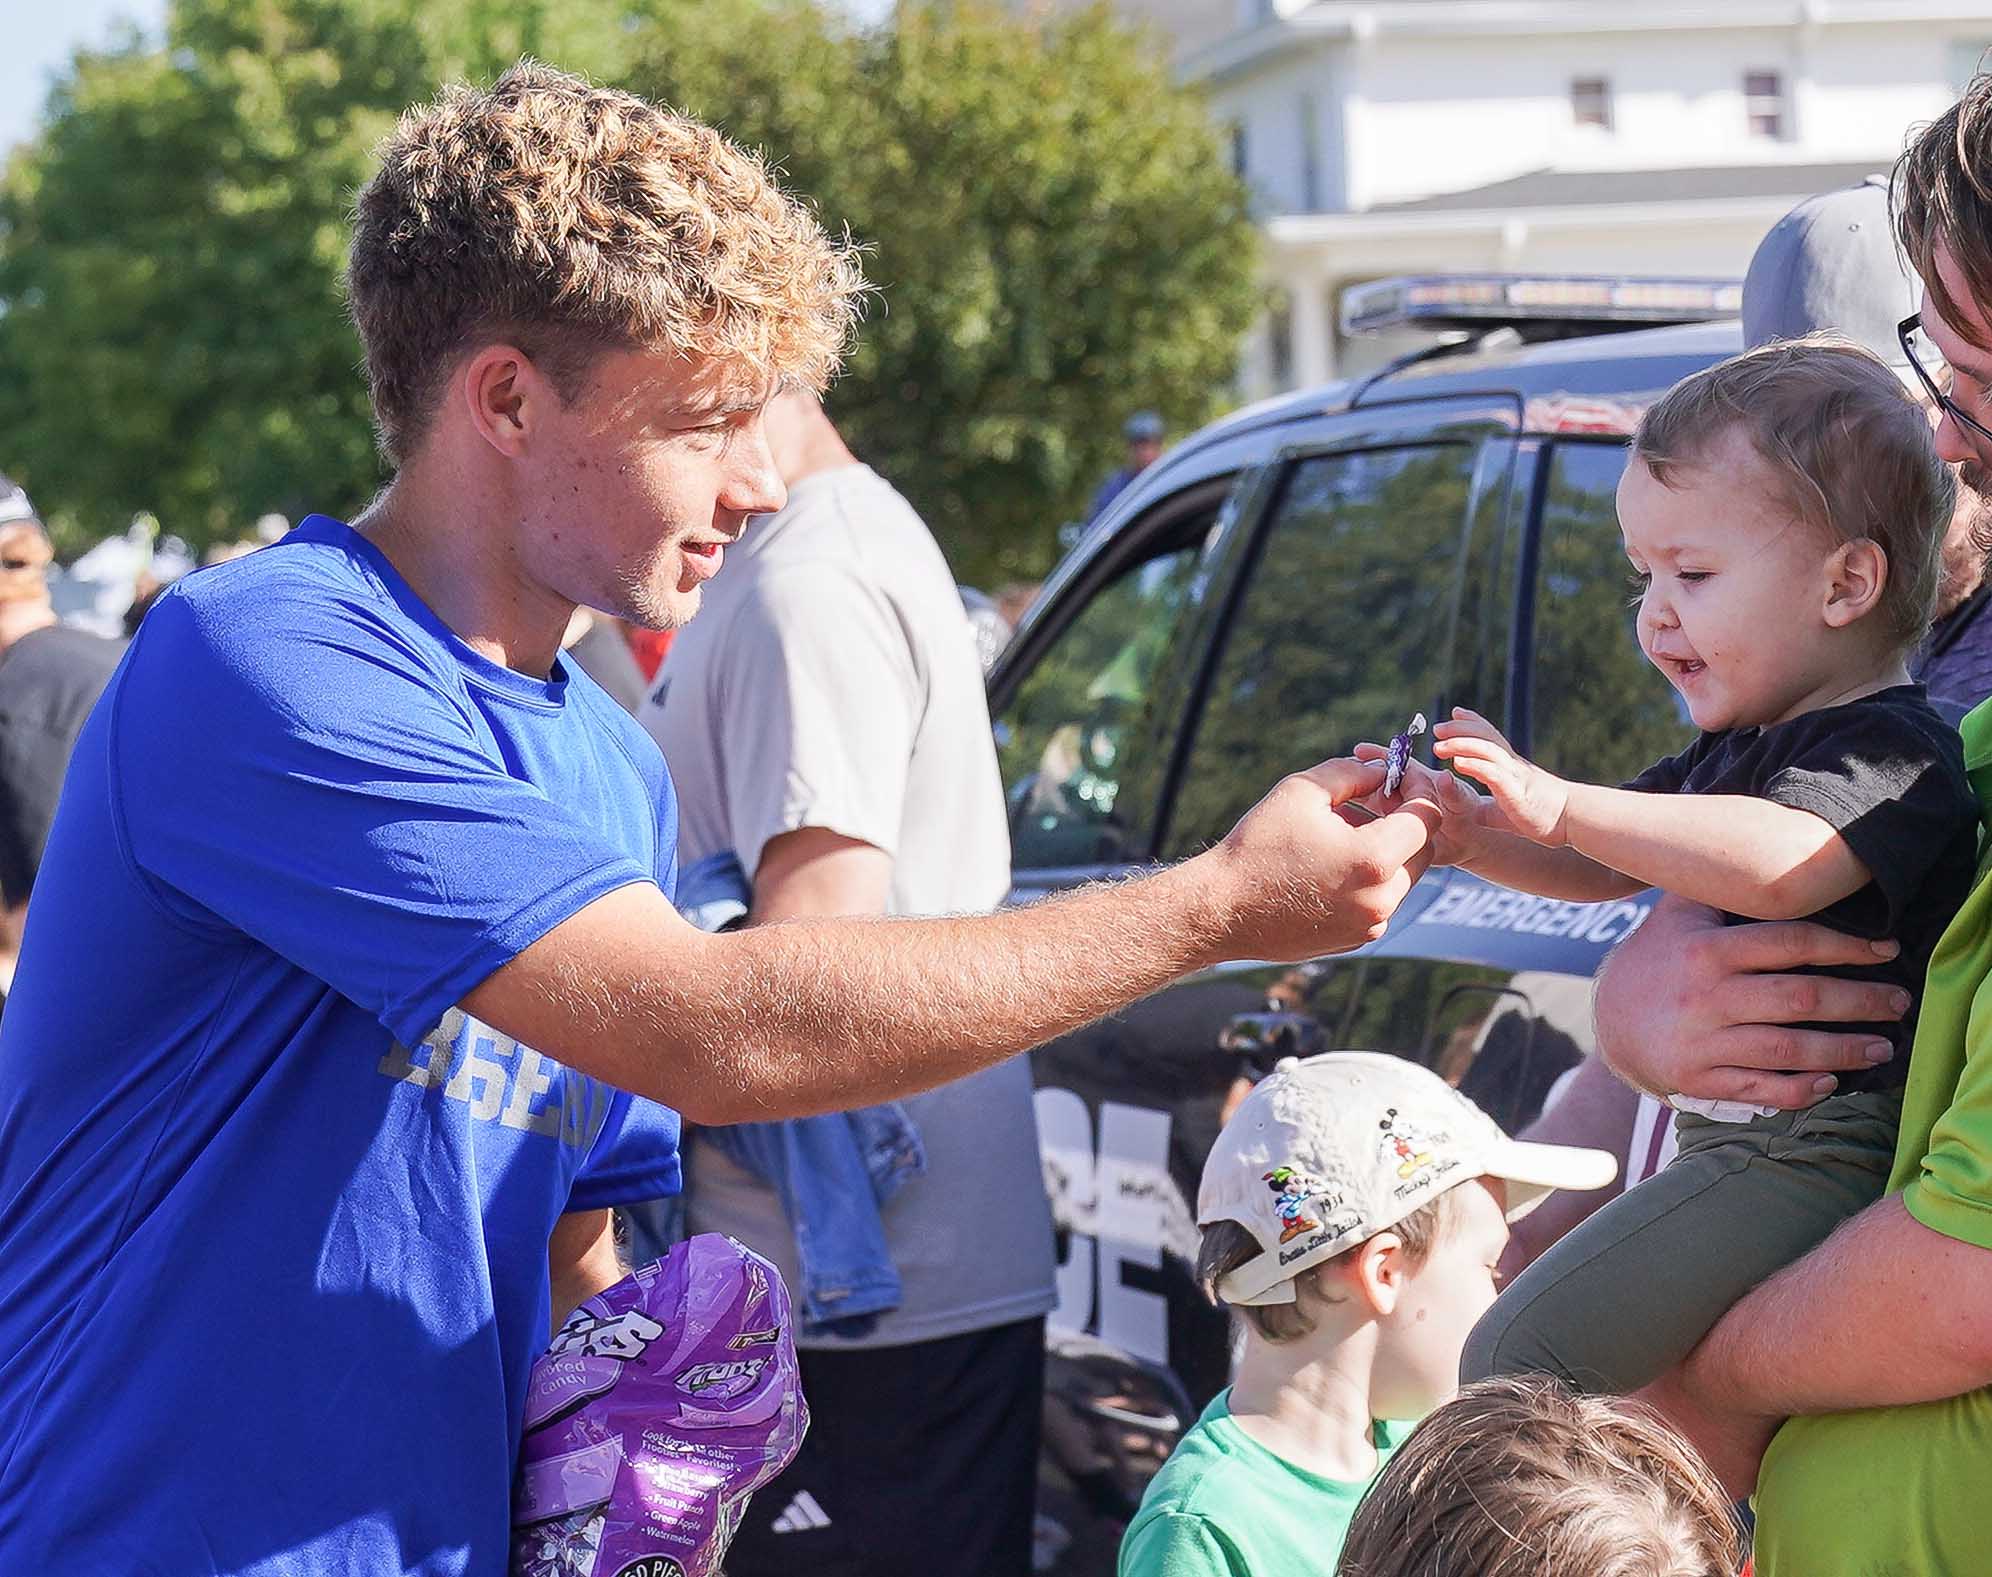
[993,287,1740,1567]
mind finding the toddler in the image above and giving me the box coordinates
[1379,336,1981,1394]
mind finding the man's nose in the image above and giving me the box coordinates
[1934,409,1984,469]
[723,422,787,518]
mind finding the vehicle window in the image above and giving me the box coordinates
[1527,441,1695,783]
[1162,445,1479,856]
[996,542,1206,868]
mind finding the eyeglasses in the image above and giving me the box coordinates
[1900,314,1992,451]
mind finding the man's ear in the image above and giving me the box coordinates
[1346,1230,1408,1318]
[1822,538,1889,628]
[459,344,552,459]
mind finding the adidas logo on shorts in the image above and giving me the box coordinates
[771,1491,832,1534]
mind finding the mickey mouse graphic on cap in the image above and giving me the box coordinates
[1378,1108,1436,1181]
[1262,1166,1322,1243]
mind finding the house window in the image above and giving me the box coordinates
[1571,77,1613,130]
[1230,122,1249,180]
[1744,70,1786,138]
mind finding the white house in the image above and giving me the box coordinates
[1139,1,1992,397]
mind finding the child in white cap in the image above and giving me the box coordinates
[1118,1052,1614,1577]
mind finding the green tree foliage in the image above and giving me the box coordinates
[0,0,1257,575]
[635,1,1260,584]
[0,0,647,554]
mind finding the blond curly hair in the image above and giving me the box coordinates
[347,60,866,462]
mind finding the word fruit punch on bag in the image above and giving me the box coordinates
[511,1233,807,1577]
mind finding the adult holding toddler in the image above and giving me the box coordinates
[1371,338,1980,1398]
[1592,77,1992,1575]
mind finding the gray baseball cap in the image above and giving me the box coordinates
[1743,174,1920,381]
[1123,410,1164,442]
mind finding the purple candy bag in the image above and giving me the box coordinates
[510,1234,807,1577]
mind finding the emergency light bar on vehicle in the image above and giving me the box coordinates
[1342,274,1742,338]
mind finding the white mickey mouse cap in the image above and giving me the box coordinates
[1198,1051,1617,1307]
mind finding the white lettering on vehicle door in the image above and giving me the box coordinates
[1032,1090,1179,1366]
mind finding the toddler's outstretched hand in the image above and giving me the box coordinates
[1433,708,1572,846]
[1353,742,1492,867]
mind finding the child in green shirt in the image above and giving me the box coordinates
[1119,1053,1614,1577]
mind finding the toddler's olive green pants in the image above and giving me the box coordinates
[1460,1088,1901,1393]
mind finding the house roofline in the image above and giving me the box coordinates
[1262,191,1808,260]
[1184,2,1992,84]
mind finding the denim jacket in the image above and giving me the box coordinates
[675,851,926,1338]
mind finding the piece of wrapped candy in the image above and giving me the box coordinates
[1384,713,1427,798]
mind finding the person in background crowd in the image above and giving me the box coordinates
[1120,1054,1611,1577]
[635,387,1058,1577]
[994,579,1040,632]
[1603,79,1992,1574]
[0,66,1436,1572]
[1501,173,1992,1281]
[1087,410,1166,524]
[0,476,123,1015]
[1335,1377,1742,1577]
[624,620,674,683]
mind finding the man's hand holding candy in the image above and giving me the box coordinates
[1352,742,1495,869]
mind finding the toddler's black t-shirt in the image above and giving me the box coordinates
[1625,684,1981,1094]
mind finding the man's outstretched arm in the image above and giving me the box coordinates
[466,759,1437,1124]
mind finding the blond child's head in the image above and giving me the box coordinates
[1195,1054,1613,1420]
[1621,336,1955,731]
[1336,1377,1743,1577]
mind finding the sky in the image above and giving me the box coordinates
[1,0,169,155]
[0,0,896,157]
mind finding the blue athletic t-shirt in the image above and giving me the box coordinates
[0,517,683,1574]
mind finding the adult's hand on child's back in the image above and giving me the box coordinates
[1595,895,1908,1109]
[1209,757,1440,964]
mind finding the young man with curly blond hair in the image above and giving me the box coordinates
[0,63,1437,1574]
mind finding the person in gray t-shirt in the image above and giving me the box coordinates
[637,389,1057,1577]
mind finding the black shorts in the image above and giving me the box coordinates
[723,1315,1046,1577]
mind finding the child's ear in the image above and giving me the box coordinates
[1822,538,1889,628]
[1348,1230,1409,1317]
